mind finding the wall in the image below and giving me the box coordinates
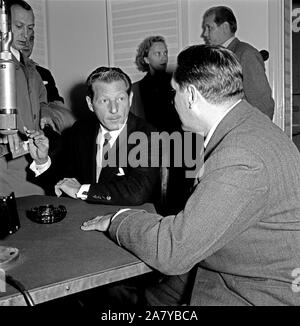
[46,0,108,112]
[46,0,270,112]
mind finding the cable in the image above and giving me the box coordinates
[6,274,35,306]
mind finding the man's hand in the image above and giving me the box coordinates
[81,213,114,232]
[26,129,49,164]
[55,178,81,198]
[40,116,58,133]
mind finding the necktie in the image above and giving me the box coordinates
[96,132,111,181]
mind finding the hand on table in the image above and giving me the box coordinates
[81,213,114,232]
[55,178,81,199]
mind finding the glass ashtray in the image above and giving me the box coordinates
[26,205,67,224]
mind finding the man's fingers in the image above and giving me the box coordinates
[81,216,103,231]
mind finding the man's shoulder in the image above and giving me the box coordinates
[231,38,260,56]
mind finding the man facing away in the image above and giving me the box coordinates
[29,67,160,206]
[202,6,275,120]
[81,45,300,306]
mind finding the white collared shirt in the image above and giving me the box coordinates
[204,99,242,149]
[10,47,20,61]
[77,121,127,199]
[222,36,236,49]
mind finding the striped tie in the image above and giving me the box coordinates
[96,132,111,181]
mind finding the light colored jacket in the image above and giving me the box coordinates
[0,53,49,197]
[109,100,300,306]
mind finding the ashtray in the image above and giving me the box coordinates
[26,205,67,224]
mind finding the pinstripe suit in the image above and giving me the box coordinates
[108,100,300,305]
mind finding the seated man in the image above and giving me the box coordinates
[30,67,160,206]
[81,45,300,306]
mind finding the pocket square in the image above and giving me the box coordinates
[116,168,125,176]
[43,81,48,85]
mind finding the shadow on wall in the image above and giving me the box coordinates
[69,82,94,121]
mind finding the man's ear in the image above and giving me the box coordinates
[86,96,94,112]
[144,56,149,65]
[222,21,231,35]
[187,84,197,106]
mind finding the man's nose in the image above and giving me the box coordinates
[22,28,30,40]
[109,101,118,113]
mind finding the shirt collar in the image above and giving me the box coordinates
[10,47,20,61]
[222,36,236,48]
[204,99,242,148]
[99,119,128,146]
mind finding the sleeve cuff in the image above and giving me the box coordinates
[30,157,51,176]
[111,208,131,221]
[76,184,91,200]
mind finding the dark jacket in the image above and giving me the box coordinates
[45,112,160,206]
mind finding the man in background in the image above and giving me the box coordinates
[21,34,76,133]
[202,6,275,120]
[0,0,56,197]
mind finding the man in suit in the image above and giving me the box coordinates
[202,6,275,120]
[29,66,159,206]
[0,0,58,197]
[81,45,300,306]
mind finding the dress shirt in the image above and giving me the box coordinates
[11,47,20,61]
[222,36,236,49]
[76,121,127,200]
[204,99,242,149]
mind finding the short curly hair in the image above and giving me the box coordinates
[135,36,167,72]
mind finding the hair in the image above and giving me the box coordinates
[173,44,244,105]
[86,67,132,100]
[204,6,237,34]
[7,0,33,21]
[7,0,32,11]
[135,35,167,72]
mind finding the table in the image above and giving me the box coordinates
[0,195,155,306]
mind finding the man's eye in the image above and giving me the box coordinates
[117,96,125,102]
[100,99,108,104]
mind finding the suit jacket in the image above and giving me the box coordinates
[35,65,64,103]
[227,38,275,120]
[0,53,48,197]
[130,72,181,133]
[49,112,159,206]
[109,100,300,305]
